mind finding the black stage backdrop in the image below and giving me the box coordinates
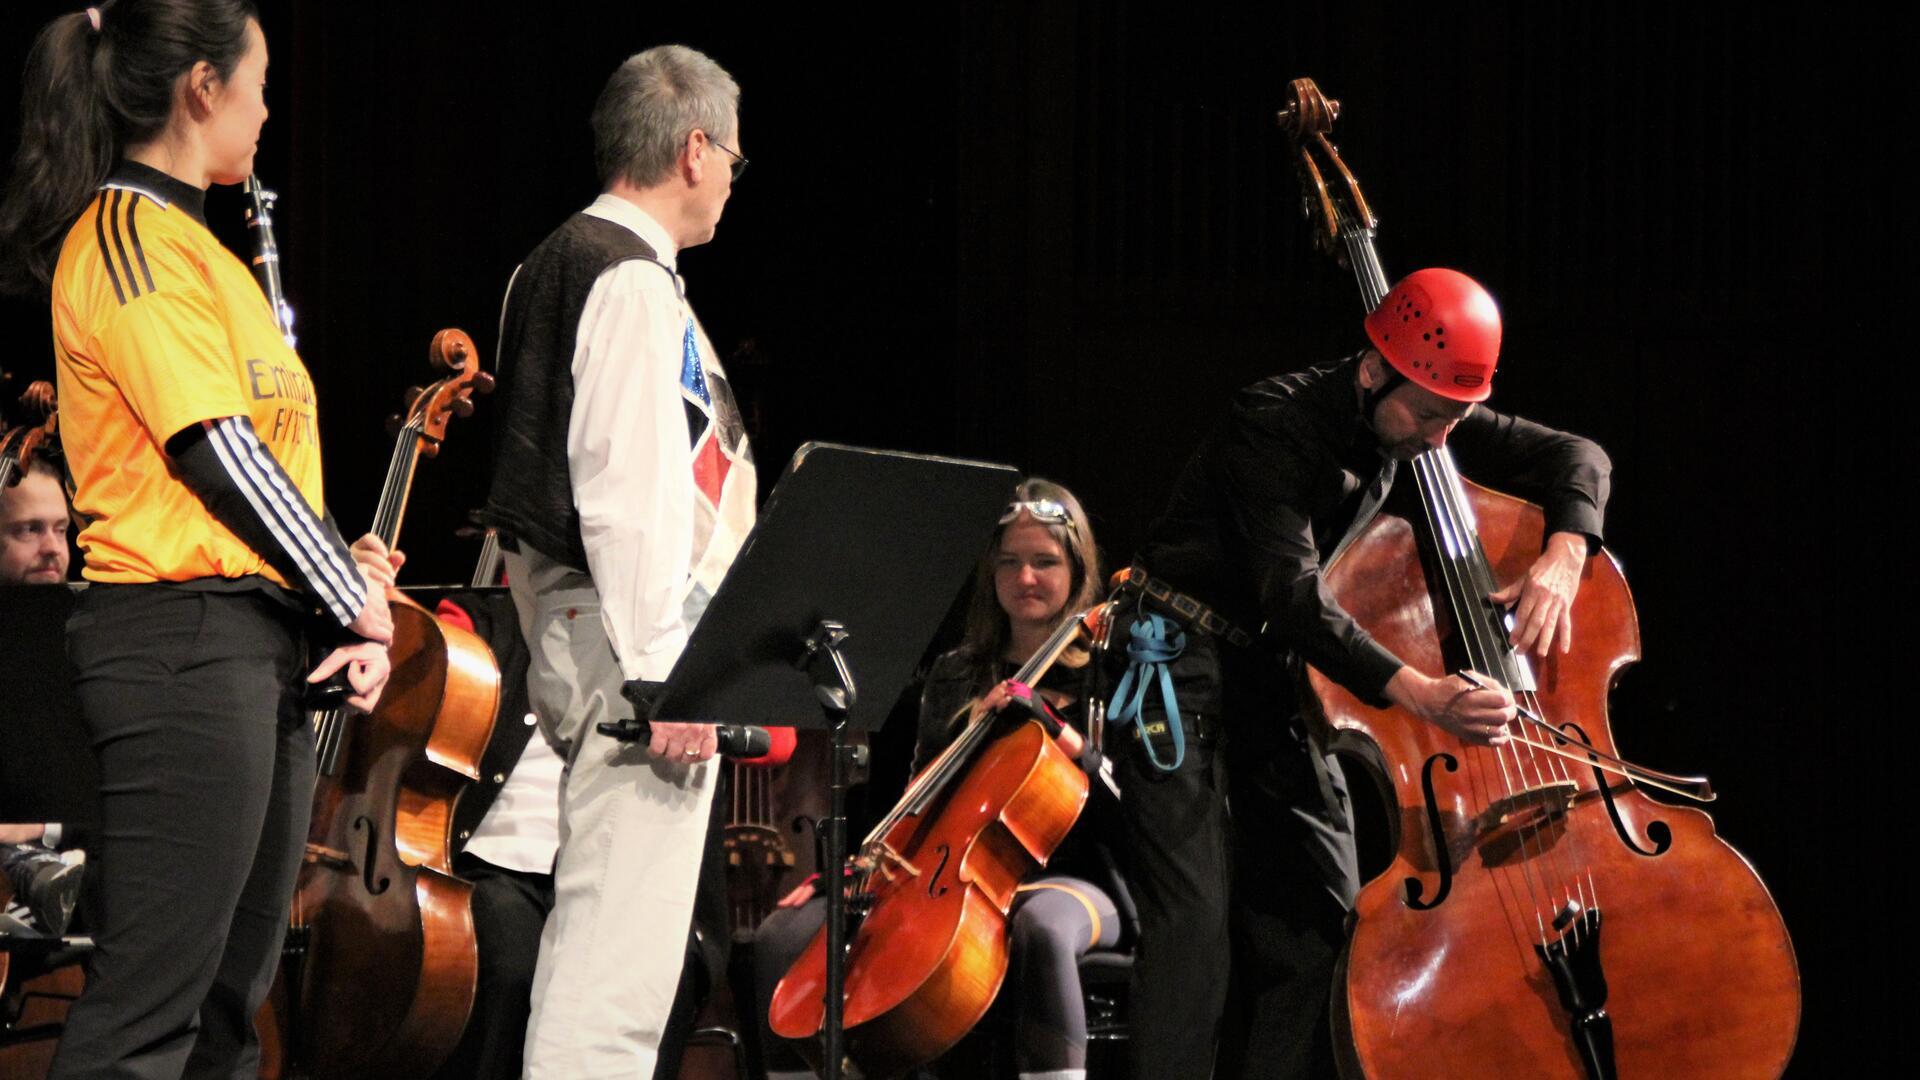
[1,2,1900,1072]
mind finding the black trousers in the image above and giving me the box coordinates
[429,853,555,1080]
[1215,651,1360,1080]
[1105,626,1234,1080]
[51,585,314,1080]
[1116,729,1232,1080]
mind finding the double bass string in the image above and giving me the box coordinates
[1410,453,1558,948]
[1432,448,1601,928]
[1341,229,1389,311]
[1416,451,1598,950]
[1339,189,1593,947]
[1339,221,1579,946]
[1413,449,1574,945]
[1429,449,1593,949]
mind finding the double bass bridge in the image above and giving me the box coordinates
[1466,772,1574,857]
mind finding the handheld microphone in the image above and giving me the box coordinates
[594,716,773,759]
[604,679,773,759]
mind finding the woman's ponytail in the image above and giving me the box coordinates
[0,12,114,296]
[0,0,257,298]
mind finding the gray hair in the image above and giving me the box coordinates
[591,45,739,189]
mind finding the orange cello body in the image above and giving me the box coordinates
[278,593,499,1078]
[1310,479,1800,1078]
[767,719,1088,1079]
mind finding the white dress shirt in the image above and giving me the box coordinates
[461,710,565,874]
[569,195,699,683]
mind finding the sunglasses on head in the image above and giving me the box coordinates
[1000,499,1077,532]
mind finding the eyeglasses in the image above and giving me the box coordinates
[1000,499,1078,532]
[709,137,748,180]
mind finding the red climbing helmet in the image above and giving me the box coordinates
[1363,268,1501,402]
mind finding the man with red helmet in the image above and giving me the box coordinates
[1108,268,1610,1078]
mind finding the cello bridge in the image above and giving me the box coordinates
[303,842,353,871]
[870,841,920,881]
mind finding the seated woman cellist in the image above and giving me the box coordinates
[753,477,1127,1080]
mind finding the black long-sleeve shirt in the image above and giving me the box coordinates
[912,649,1125,897]
[1137,353,1611,706]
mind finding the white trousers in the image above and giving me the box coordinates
[507,549,717,1079]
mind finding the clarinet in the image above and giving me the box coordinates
[245,174,349,710]
[243,174,296,347]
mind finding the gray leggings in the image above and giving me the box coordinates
[753,873,1120,1075]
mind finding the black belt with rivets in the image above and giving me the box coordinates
[1116,565,1256,649]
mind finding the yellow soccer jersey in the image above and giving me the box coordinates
[51,163,326,587]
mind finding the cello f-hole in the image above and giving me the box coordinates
[1563,721,1672,857]
[1404,752,1459,910]
[351,816,392,895]
[927,844,953,898]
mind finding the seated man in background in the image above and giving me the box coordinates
[1,454,83,936]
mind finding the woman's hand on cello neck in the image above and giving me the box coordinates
[980,680,1085,759]
[349,532,406,590]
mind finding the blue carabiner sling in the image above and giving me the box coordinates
[1107,613,1188,772]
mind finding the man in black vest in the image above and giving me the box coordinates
[479,44,758,1078]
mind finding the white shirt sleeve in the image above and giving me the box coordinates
[568,259,694,682]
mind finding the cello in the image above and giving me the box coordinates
[767,605,1104,1079]
[274,329,500,1079]
[1277,78,1800,1077]
[0,381,59,492]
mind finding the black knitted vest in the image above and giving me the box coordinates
[479,212,673,569]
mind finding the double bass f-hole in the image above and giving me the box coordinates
[1560,720,1673,858]
[1406,752,1458,911]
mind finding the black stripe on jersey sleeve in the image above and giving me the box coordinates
[125,194,157,293]
[94,197,126,305]
[107,189,142,299]
[207,418,366,626]
[167,417,368,628]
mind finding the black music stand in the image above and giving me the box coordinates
[652,442,1019,1080]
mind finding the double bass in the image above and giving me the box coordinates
[1277,78,1800,1077]
[768,606,1102,1078]
[274,329,500,1078]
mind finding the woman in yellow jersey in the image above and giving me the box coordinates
[0,3,394,1075]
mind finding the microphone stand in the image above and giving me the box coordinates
[796,619,856,1080]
